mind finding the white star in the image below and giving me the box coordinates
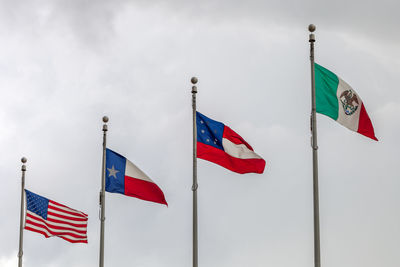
[200,120,204,124]
[107,165,120,179]
[206,139,210,142]
[201,130,205,133]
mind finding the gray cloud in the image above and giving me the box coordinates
[0,1,399,266]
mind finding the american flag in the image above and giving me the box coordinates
[24,189,88,243]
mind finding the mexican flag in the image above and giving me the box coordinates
[315,63,378,141]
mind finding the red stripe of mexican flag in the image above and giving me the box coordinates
[315,63,378,141]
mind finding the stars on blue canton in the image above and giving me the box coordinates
[25,190,49,220]
[196,112,224,150]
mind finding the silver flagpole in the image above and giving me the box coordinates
[99,116,108,267]
[18,157,27,267]
[309,24,321,267]
[191,77,198,267]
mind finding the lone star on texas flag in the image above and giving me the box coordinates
[107,165,119,178]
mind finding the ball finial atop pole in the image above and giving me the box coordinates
[102,116,108,132]
[309,24,316,43]
[191,77,198,94]
[21,157,27,171]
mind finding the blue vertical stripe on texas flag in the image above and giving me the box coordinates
[105,148,127,195]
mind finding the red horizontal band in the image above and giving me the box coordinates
[197,142,265,174]
[124,176,168,206]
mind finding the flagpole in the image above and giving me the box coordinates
[309,24,321,267]
[191,77,198,267]
[18,157,27,267]
[99,116,108,267]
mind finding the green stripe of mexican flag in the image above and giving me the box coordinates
[315,63,378,141]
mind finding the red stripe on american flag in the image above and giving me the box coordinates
[50,200,88,217]
[26,213,87,237]
[26,218,87,236]
[27,212,87,230]
[46,216,88,228]
[24,226,51,238]
[25,218,87,239]
[59,236,88,244]
[25,225,88,243]
[25,201,88,243]
[26,213,87,232]
[49,203,87,218]
[47,211,88,222]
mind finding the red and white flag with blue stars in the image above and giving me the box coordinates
[24,189,88,243]
[196,112,266,174]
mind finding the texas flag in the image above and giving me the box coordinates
[105,149,167,206]
[196,112,266,174]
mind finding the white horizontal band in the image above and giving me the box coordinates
[222,138,262,159]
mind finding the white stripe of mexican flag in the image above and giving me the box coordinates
[315,63,378,141]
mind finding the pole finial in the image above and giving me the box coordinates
[309,24,316,43]
[102,116,109,123]
[21,157,26,171]
[191,77,198,94]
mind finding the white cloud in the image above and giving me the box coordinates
[0,1,399,266]
[0,254,17,267]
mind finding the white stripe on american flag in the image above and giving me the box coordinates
[48,207,86,219]
[25,224,87,242]
[25,199,88,243]
[25,218,87,240]
[50,201,88,217]
[27,212,87,233]
[26,212,87,240]
[46,214,88,227]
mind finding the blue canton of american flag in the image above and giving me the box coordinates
[24,189,88,243]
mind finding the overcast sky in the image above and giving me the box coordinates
[1,0,399,266]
